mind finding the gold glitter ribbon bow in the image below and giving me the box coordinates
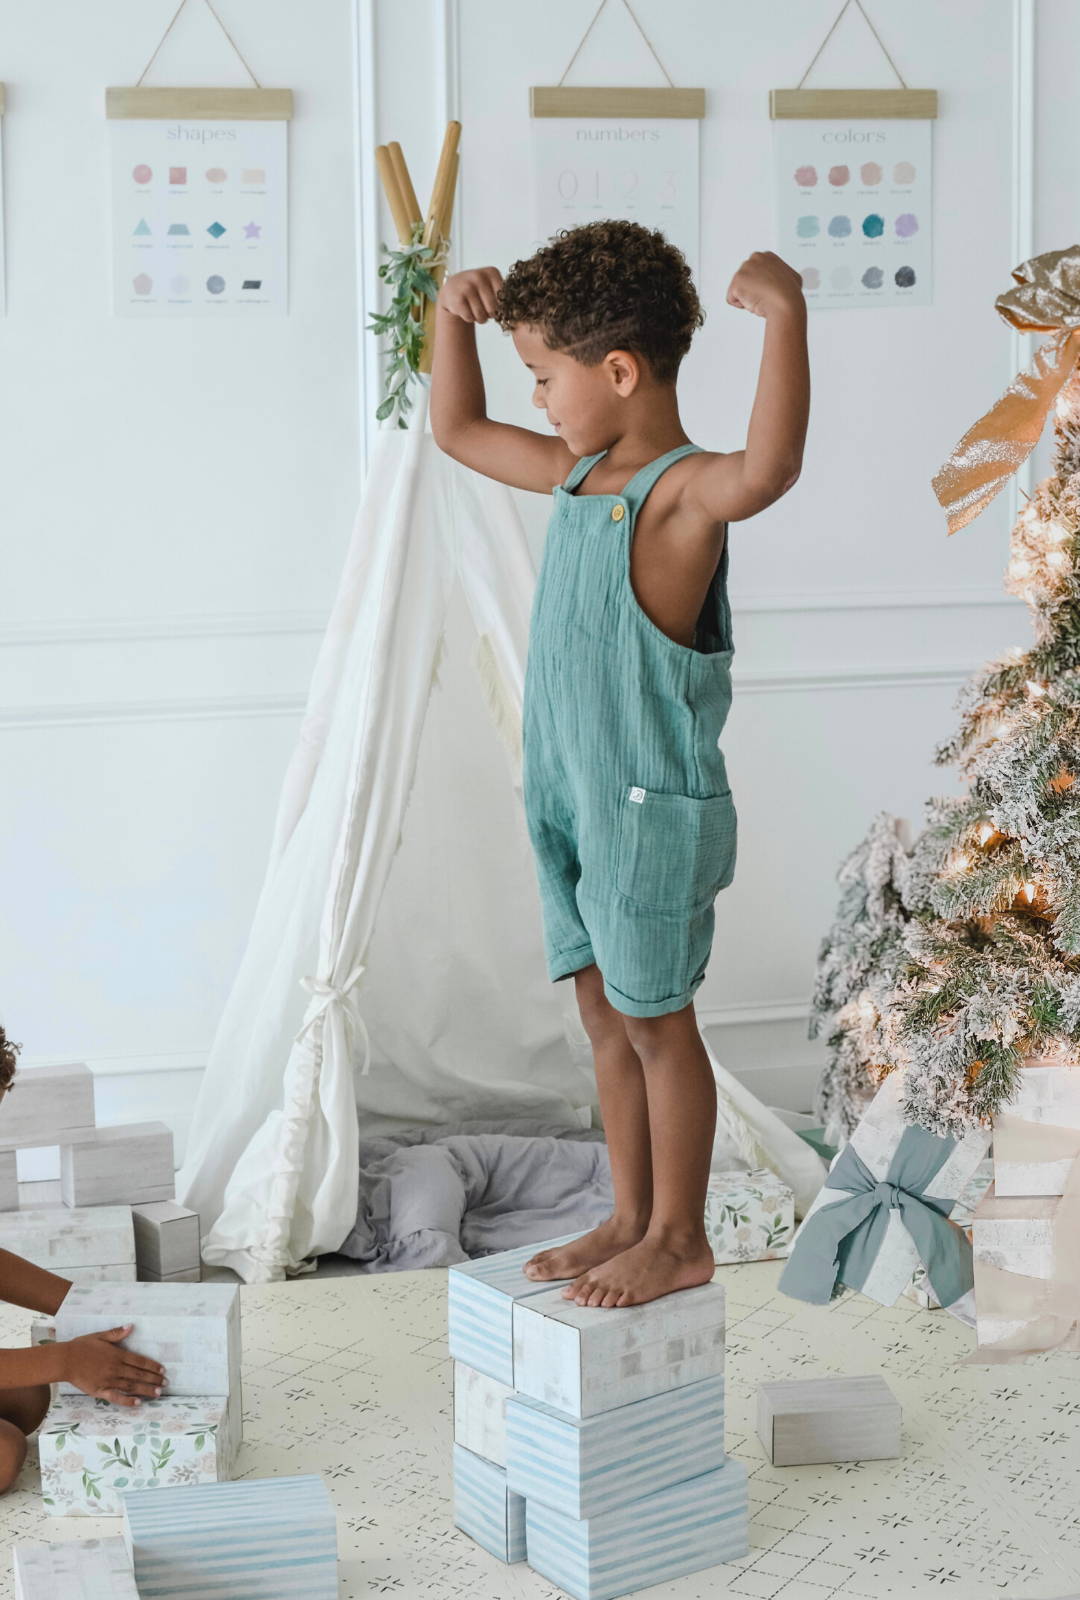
[932,245,1080,534]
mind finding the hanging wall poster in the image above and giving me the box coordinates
[773,117,932,310]
[530,87,704,283]
[107,96,290,318]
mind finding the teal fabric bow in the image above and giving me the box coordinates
[779,1125,974,1310]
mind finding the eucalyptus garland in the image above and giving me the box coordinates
[366,219,447,427]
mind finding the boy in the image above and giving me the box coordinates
[430,220,808,1309]
[0,1024,166,1493]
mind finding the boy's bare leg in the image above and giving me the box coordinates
[561,1004,717,1307]
[0,1384,49,1493]
[524,964,653,1280]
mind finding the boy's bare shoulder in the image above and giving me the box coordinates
[435,418,579,495]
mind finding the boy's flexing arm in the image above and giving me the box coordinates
[682,251,809,524]
[430,267,577,494]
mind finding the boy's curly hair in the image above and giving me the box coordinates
[495,219,704,385]
[0,1024,20,1093]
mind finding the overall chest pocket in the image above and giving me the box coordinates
[615,786,737,912]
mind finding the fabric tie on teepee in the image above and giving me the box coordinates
[933,245,1080,534]
[779,1127,975,1311]
[298,964,373,1076]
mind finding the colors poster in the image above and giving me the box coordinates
[110,119,287,317]
[773,119,932,310]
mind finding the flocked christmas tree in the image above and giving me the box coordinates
[813,248,1080,1141]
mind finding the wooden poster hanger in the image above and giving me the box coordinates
[531,0,704,121]
[771,0,937,121]
[106,0,292,122]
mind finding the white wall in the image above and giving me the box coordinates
[0,0,1067,1149]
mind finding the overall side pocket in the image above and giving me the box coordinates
[615,785,737,912]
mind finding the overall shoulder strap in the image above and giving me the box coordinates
[561,450,608,491]
[620,442,704,508]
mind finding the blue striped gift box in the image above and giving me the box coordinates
[452,1442,527,1563]
[525,1456,749,1600]
[447,1234,583,1385]
[505,1373,725,1519]
[121,1473,337,1598]
[13,1535,139,1599]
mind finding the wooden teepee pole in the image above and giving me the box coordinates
[374,122,461,376]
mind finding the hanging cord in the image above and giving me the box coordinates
[135,0,262,88]
[557,0,676,88]
[796,0,908,91]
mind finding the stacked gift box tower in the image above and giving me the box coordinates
[11,1474,339,1598]
[448,1233,748,1600]
[32,1280,242,1516]
[972,1060,1080,1357]
[0,1062,202,1285]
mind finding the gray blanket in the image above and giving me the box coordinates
[338,1119,614,1270]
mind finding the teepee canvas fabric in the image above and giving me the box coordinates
[177,388,823,1282]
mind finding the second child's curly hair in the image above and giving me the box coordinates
[495,219,705,385]
[0,1024,20,1093]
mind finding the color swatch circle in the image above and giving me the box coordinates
[207,275,226,295]
[207,167,228,184]
[862,213,884,238]
[133,273,153,295]
[860,162,883,186]
[895,212,919,238]
[828,215,852,238]
[794,165,818,187]
[796,216,820,238]
[895,265,916,288]
[861,266,884,289]
[828,165,850,187]
[831,266,853,291]
[801,268,820,291]
[893,161,916,185]
[132,164,152,185]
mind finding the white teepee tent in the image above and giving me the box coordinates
[176,385,824,1282]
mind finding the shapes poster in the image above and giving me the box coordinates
[532,117,699,282]
[773,119,932,309]
[110,118,287,316]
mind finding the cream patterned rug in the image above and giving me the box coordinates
[0,1262,1077,1600]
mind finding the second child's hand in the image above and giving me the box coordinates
[62,1323,167,1407]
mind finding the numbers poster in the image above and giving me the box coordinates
[110,118,287,317]
[774,118,932,310]
[532,116,699,280]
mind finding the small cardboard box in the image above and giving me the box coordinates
[757,1374,901,1466]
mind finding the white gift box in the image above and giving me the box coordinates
[506,1372,725,1519]
[39,1393,238,1517]
[756,1374,901,1466]
[971,1182,1080,1353]
[447,1234,582,1386]
[705,1168,794,1264]
[452,1442,527,1563]
[123,1473,337,1598]
[0,1206,135,1282]
[61,1123,174,1209]
[0,1148,17,1211]
[131,1201,200,1279]
[525,1456,748,1600]
[55,1282,240,1397]
[0,1063,95,1151]
[453,1361,514,1468]
[993,1064,1080,1196]
[789,1072,990,1309]
[13,1535,138,1598]
[512,1280,725,1420]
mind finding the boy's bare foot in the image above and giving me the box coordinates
[559,1231,716,1308]
[523,1215,650,1282]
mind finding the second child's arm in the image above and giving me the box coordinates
[430,268,576,494]
[0,1246,72,1317]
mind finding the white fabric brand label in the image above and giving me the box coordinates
[629,787,646,803]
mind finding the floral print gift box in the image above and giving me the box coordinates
[39,1392,236,1516]
[704,1168,795,1265]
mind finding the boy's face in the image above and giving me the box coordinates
[511,322,637,457]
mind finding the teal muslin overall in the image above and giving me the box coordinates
[522,442,737,1018]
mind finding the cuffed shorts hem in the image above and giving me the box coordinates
[550,940,596,983]
[601,966,706,1018]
